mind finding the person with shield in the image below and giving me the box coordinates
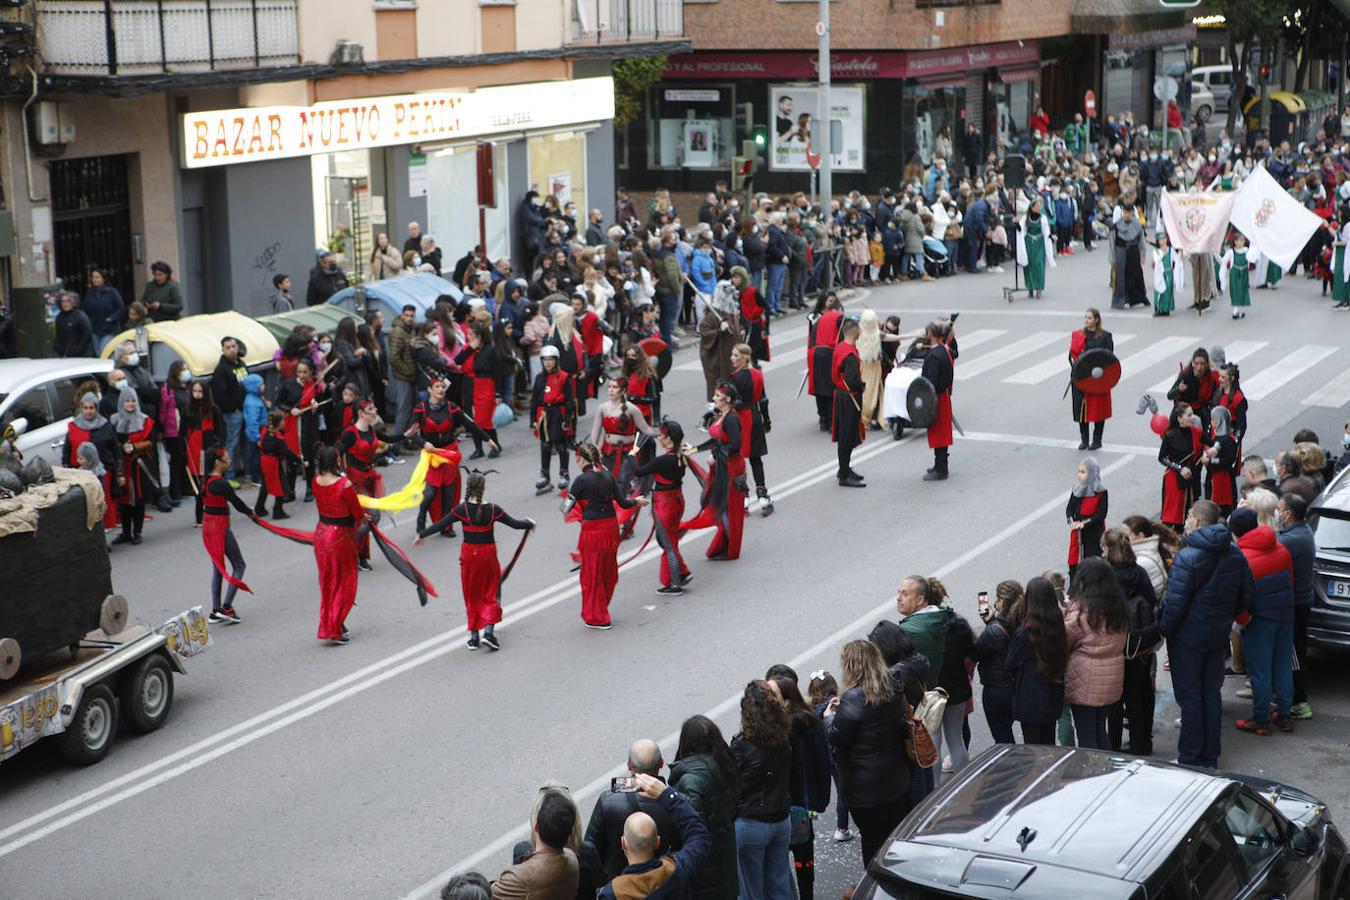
[832,318,867,488]
[921,319,956,482]
[1068,308,1116,451]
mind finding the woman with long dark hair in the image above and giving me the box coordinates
[357,321,386,417]
[1159,401,1203,528]
[311,445,365,644]
[563,442,646,629]
[682,382,745,561]
[455,322,502,459]
[407,376,496,538]
[632,419,691,595]
[413,470,533,651]
[160,360,191,504]
[670,715,740,900]
[1005,576,1068,744]
[730,680,793,900]
[824,640,909,868]
[200,446,254,625]
[1102,529,1160,755]
[275,357,329,503]
[729,343,773,516]
[974,580,1026,745]
[185,378,217,523]
[336,399,386,569]
[620,344,661,425]
[772,676,830,900]
[1063,556,1130,749]
[334,316,370,397]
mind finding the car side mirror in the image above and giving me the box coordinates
[7,416,28,438]
[1290,824,1318,857]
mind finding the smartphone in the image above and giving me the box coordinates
[977,591,990,618]
[611,776,638,793]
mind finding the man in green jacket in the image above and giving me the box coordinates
[897,575,951,675]
[1064,113,1090,157]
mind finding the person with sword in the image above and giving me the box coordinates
[921,319,958,482]
[832,317,868,488]
[111,385,158,545]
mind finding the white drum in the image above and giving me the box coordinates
[882,361,923,422]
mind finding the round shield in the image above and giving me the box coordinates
[1072,347,1122,396]
[906,376,939,429]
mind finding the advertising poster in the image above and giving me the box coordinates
[769,84,865,172]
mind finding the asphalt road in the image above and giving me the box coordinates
[2,247,1348,900]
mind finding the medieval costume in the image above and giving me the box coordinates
[275,372,328,501]
[531,348,578,492]
[455,341,502,457]
[857,310,885,430]
[1159,414,1203,528]
[921,333,956,481]
[566,459,638,629]
[547,310,588,418]
[1069,323,1114,450]
[1152,241,1184,316]
[1111,213,1147,308]
[831,336,866,487]
[632,425,691,593]
[202,471,253,623]
[1332,222,1350,309]
[730,357,773,514]
[1166,356,1221,433]
[337,411,385,564]
[254,424,302,519]
[64,394,119,530]
[312,475,365,643]
[418,501,531,649]
[1017,208,1055,297]
[409,388,492,536]
[1220,243,1254,319]
[1253,248,1282,290]
[735,267,770,364]
[1204,406,1239,516]
[1188,251,1217,312]
[111,386,156,545]
[574,304,607,400]
[807,307,843,431]
[1216,374,1248,461]
[699,279,744,402]
[683,393,745,561]
[1066,457,1108,579]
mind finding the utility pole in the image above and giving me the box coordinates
[817,0,831,211]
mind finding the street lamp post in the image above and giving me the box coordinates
[817,0,831,211]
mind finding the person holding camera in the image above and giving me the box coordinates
[595,772,711,900]
[582,740,683,886]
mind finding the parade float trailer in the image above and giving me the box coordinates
[0,464,210,766]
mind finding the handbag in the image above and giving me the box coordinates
[906,716,939,769]
[913,687,948,738]
[788,805,813,846]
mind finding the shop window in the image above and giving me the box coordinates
[375,7,417,59]
[647,85,734,170]
[481,4,516,53]
[906,83,965,168]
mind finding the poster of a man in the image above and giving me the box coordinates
[776,95,795,138]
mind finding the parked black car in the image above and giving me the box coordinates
[1309,465,1350,650]
[854,745,1347,899]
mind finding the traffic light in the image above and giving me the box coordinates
[753,127,767,148]
[735,102,754,141]
[732,155,755,193]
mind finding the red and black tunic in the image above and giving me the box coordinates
[831,342,865,448]
[201,474,254,593]
[276,378,323,458]
[807,309,842,398]
[313,476,365,640]
[626,373,659,424]
[599,413,637,476]
[567,468,637,627]
[1159,425,1203,526]
[1168,367,1221,428]
[547,333,588,415]
[1068,328,1114,423]
[730,365,769,459]
[921,341,955,450]
[530,370,576,445]
[66,418,119,527]
[633,451,690,587]
[1216,387,1248,461]
[1205,434,1239,510]
[337,424,384,499]
[455,344,501,431]
[740,285,770,362]
[115,417,157,506]
[419,501,531,631]
[259,428,301,499]
[1066,489,1109,567]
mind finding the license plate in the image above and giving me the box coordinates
[1332,581,1350,599]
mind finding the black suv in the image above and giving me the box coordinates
[1310,465,1350,650]
[855,746,1347,899]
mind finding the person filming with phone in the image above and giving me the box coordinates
[582,740,684,885]
[596,772,711,900]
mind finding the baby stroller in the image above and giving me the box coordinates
[923,236,954,278]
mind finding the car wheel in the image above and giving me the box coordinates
[57,683,118,765]
[1197,105,1212,124]
[119,653,174,734]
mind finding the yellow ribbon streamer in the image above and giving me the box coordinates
[358,450,433,511]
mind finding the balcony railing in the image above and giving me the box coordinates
[569,0,683,45]
[37,0,299,76]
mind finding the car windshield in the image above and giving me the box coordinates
[1311,510,1350,552]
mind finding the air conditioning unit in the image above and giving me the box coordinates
[35,101,75,145]
[331,40,365,65]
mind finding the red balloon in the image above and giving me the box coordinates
[1150,413,1169,436]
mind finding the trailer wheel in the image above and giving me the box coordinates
[100,594,129,636]
[120,653,174,734]
[0,637,19,680]
[57,683,118,765]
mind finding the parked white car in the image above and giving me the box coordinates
[1191,81,1216,124]
[0,357,114,467]
[1193,65,1251,113]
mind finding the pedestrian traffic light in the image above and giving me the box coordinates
[732,155,755,193]
[753,127,767,147]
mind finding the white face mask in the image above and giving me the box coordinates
[125,352,140,367]
[319,342,332,353]
[428,333,440,346]
[109,381,124,392]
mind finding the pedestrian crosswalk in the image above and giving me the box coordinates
[957,331,1063,381]
[1303,367,1350,409]
[1002,334,1138,385]
[1144,340,1268,396]
[1243,346,1338,401]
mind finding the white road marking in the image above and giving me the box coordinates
[1145,340,1267,395]
[955,331,1063,381]
[1302,366,1350,408]
[405,453,1141,895]
[950,328,1007,351]
[1115,335,1199,384]
[1003,334,1137,385]
[955,431,1158,457]
[1242,346,1338,401]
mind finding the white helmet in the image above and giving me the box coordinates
[540,345,561,360]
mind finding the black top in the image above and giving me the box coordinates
[921,341,955,394]
[418,501,530,542]
[206,476,253,515]
[696,411,741,456]
[568,468,636,520]
[211,355,246,413]
[259,431,301,463]
[1159,428,1199,479]
[633,452,685,491]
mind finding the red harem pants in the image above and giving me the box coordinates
[653,490,689,587]
[315,521,359,640]
[578,517,620,626]
[708,455,746,561]
[460,542,503,631]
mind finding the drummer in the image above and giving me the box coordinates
[1068,307,1115,451]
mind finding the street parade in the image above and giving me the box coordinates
[4,1,1350,898]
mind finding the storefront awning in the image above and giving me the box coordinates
[1071,0,1188,35]
[999,67,1039,84]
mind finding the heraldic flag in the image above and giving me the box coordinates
[1160,189,1236,255]
[1229,163,1323,270]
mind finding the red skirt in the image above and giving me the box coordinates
[459,542,503,631]
[282,417,302,457]
[1161,469,1193,527]
[1207,467,1236,508]
[653,490,688,587]
[927,393,954,449]
[472,376,497,431]
[100,472,119,529]
[578,518,620,627]
[261,454,285,498]
[202,514,250,593]
[315,522,358,639]
[1080,392,1112,423]
[737,408,754,458]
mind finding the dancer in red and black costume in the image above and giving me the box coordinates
[730,342,773,515]
[832,318,867,488]
[454,322,502,459]
[572,294,609,400]
[1203,406,1239,517]
[337,399,386,569]
[531,345,576,494]
[64,392,120,531]
[807,293,844,431]
[310,445,365,644]
[254,409,302,520]
[921,319,957,482]
[621,345,662,428]
[407,376,496,537]
[1166,347,1221,430]
[1216,362,1248,455]
[632,419,692,595]
[111,386,156,545]
[1066,456,1108,580]
[1159,402,1204,529]
[588,377,657,481]
[275,357,330,503]
[1069,308,1114,450]
[546,306,588,418]
[682,382,746,561]
[414,470,534,651]
[564,442,647,630]
[184,379,217,525]
[200,446,254,625]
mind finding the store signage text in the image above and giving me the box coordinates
[663,42,1039,81]
[181,77,614,169]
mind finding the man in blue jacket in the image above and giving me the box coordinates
[1159,499,1255,768]
[1277,493,1317,719]
[598,773,711,900]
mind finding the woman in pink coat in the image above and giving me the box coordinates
[1063,557,1130,749]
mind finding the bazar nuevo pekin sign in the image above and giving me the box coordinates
[180,77,614,169]
[663,41,1039,81]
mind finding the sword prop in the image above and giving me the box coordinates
[796,369,809,399]
[134,457,163,491]
[497,526,533,597]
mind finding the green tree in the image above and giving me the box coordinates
[612,56,667,127]
[1281,0,1348,92]
[1200,0,1286,132]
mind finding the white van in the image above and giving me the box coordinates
[1193,65,1249,112]
[0,357,114,467]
